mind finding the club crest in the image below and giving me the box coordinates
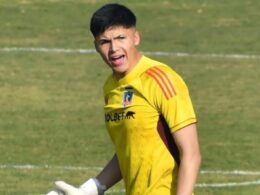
[122,89,133,107]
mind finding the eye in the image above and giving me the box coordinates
[99,39,110,45]
[117,35,125,40]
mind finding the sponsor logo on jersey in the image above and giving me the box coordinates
[122,88,133,107]
[105,111,136,122]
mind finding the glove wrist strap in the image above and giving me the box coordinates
[92,178,107,195]
[80,178,107,195]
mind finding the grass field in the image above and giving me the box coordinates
[0,0,260,194]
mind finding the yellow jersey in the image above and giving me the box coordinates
[103,56,197,195]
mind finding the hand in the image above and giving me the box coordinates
[46,181,85,195]
[46,188,64,195]
[46,179,100,195]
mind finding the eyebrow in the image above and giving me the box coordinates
[98,34,126,43]
[100,34,125,39]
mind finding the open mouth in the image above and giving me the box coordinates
[110,55,125,66]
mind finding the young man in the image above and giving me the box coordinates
[47,3,201,195]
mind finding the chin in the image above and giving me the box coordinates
[113,69,128,78]
[114,65,127,72]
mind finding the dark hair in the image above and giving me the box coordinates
[90,3,136,37]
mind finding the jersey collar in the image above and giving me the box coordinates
[115,55,150,85]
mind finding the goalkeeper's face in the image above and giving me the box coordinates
[94,26,141,79]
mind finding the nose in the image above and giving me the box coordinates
[109,40,117,52]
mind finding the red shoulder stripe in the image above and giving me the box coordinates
[153,67,177,96]
[146,67,176,99]
[146,70,170,99]
[150,67,174,98]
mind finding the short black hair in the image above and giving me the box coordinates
[90,3,136,37]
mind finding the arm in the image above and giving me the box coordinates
[96,154,122,189]
[46,154,122,195]
[173,123,201,195]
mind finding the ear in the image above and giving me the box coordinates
[134,30,141,46]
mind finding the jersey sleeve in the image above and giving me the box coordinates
[144,65,197,133]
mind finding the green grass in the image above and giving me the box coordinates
[0,0,259,194]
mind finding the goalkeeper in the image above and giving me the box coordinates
[47,3,201,195]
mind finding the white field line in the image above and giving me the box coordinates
[1,47,260,59]
[105,180,259,193]
[1,164,260,176]
[200,170,260,176]
[0,47,97,54]
[196,180,260,188]
[0,164,102,171]
[1,164,260,189]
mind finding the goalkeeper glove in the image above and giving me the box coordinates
[46,178,107,195]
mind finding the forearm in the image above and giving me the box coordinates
[96,154,122,189]
[176,151,201,195]
[172,124,201,195]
